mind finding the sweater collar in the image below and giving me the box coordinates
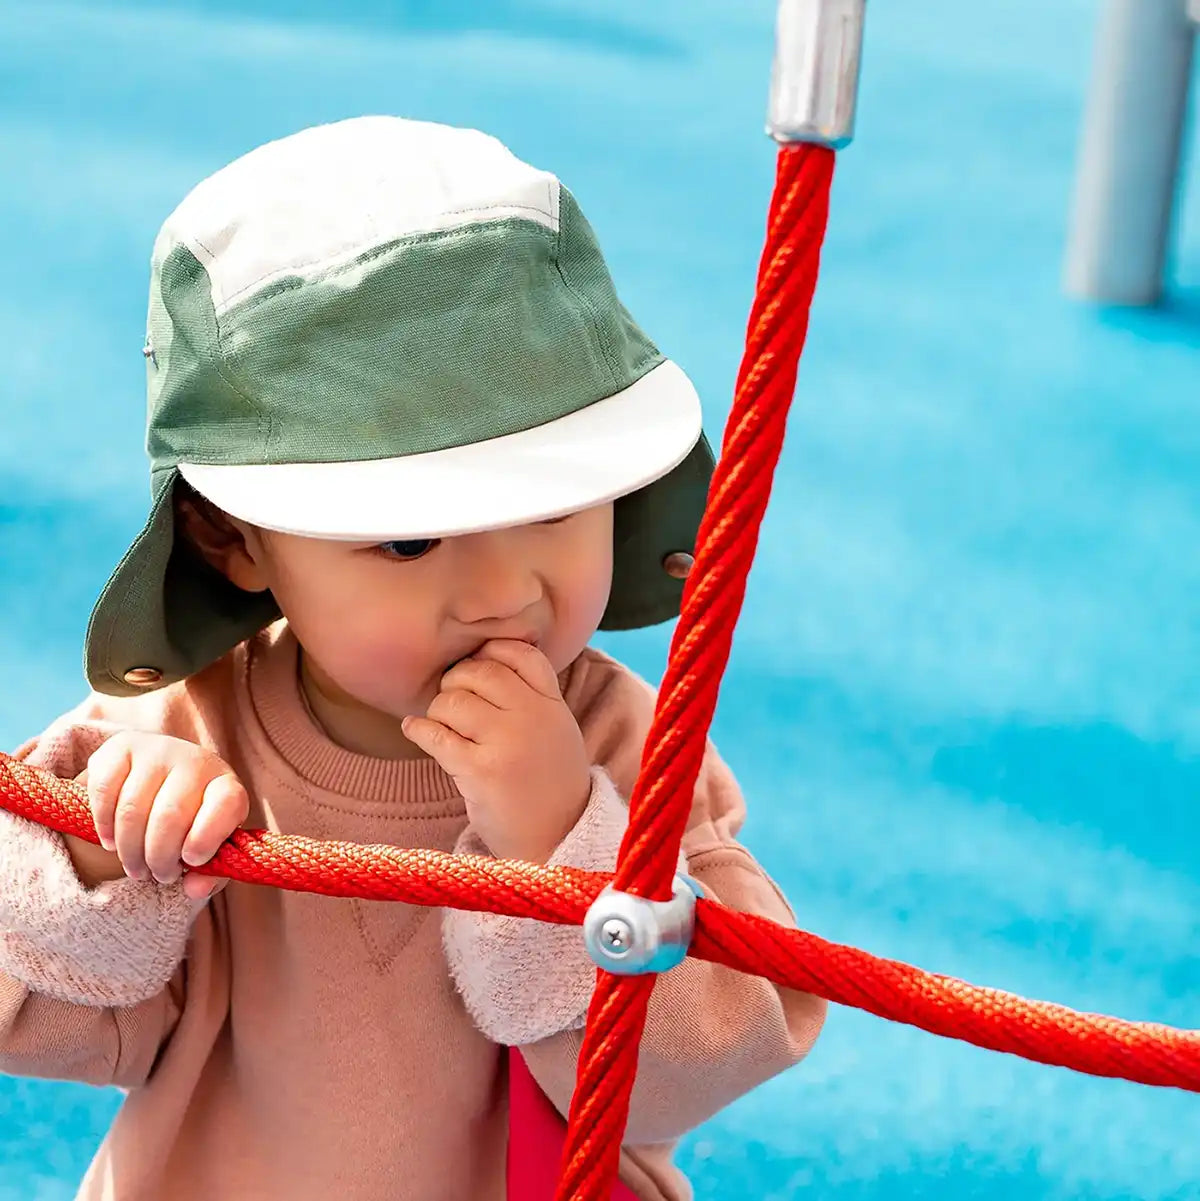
[245,621,461,807]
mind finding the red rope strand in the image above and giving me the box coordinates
[5,748,1199,1096]
[553,143,837,1200]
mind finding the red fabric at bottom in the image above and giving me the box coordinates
[507,1047,640,1200]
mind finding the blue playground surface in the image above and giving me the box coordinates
[1,1,1198,1197]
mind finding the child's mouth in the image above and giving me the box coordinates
[444,637,538,674]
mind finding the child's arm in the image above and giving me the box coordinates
[0,802,190,1088]
[444,755,824,1144]
[0,719,240,1087]
[433,646,826,1144]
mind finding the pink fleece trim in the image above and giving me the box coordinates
[0,808,201,1007]
[442,767,687,1046]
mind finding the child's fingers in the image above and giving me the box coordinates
[424,689,499,743]
[111,763,170,881]
[439,656,526,710]
[181,775,249,868]
[143,765,216,883]
[401,715,474,772]
[83,746,134,853]
[472,639,561,699]
[182,873,227,902]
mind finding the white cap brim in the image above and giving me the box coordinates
[177,359,703,541]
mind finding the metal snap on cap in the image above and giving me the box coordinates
[123,667,163,687]
[662,552,694,580]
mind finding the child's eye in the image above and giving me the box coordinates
[375,538,439,561]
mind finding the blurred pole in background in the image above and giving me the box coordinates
[1063,0,1196,306]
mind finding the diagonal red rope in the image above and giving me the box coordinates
[551,143,836,1201]
[610,144,834,906]
[2,142,1199,1201]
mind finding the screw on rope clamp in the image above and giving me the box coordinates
[767,0,867,148]
[582,875,702,976]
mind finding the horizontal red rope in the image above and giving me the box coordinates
[4,750,1198,1093]
[0,751,606,916]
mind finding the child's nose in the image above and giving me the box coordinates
[452,542,544,626]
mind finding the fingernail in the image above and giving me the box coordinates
[181,847,202,867]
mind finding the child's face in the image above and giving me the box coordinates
[227,504,614,748]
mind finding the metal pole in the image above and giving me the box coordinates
[1063,0,1196,306]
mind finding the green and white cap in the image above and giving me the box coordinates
[85,116,713,696]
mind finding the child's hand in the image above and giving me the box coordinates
[70,732,249,900]
[402,640,591,863]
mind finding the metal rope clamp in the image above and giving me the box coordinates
[582,875,702,976]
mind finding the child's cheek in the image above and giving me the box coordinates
[545,555,613,674]
[320,638,444,717]
[283,595,441,716]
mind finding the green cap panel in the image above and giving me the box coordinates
[84,469,280,697]
[147,191,662,472]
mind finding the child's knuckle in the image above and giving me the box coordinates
[88,738,125,776]
[478,743,508,774]
[222,778,250,817]
[170,739,211,768]
[112,791,145,830]
[123,730,166,759]
[517,642,544,668]
[478,660,506,685]
[87,766,118,802]
[180,750,217,781]
[159,788,198,828]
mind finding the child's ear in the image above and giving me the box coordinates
[174,482,271,593]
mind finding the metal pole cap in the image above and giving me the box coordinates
[767,0,868,148]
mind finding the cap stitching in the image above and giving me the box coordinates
[161,241,274,465]
[551,198,621,391]
[198,273,277,463]
[214,201,559,314]
[212,217,555,333]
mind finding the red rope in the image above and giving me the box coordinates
[3,749,1199,1096]
[553,143,837,1200]
[2,143,1198,1199]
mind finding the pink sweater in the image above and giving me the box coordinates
[0,622,825,1200]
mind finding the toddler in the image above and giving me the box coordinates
[0,116,826,1201]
